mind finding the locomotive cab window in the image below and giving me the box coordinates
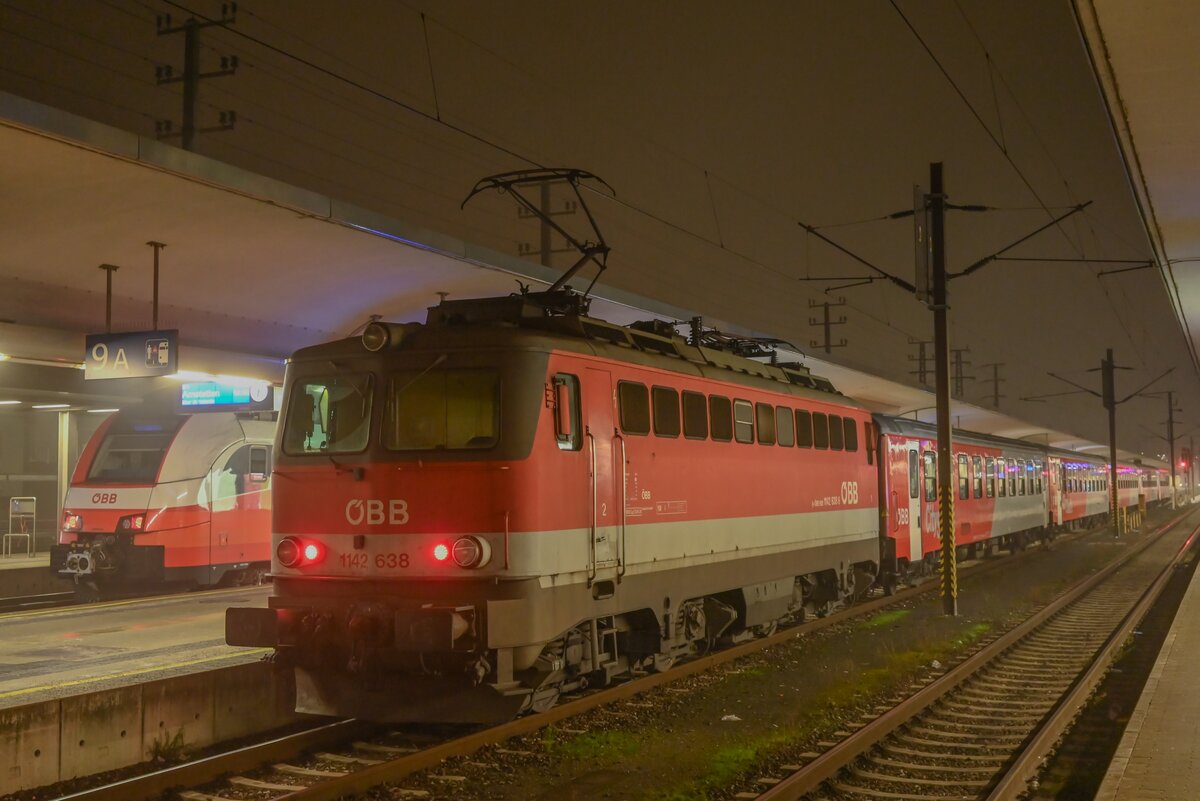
[682,391,708,439]
[709,395,733,442]
[384,369,498,451]
[88,414,186,482]
[284,374,374,455]
[552,373,581,451]
[617,381,650,435]
[652,386,681,438]
[755,402,775,445]
[734,399,754,444]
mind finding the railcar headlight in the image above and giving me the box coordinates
[117,513,145,532]
[277,536,302,567]
[451,535,492,569]
[62,512,82,532]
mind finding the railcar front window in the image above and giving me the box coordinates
[384,370,498,451]
[284,374,374,454]
[87,416,185,482]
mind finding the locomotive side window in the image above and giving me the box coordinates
[972,455,983,498]
[957,454,969,500]
[733,400,754,444]
[828,414,844,450]
[284,374,373,455]
[682,391,708,439]
[553,373,581,451]
[776,406,795,447]
[908,450,919,498]
[843,418,858,452]
[384,370,498,451]
[709,395,733,442]
[652,386,681,438]
[812,412,829,449]
[997,458,1007,497]
[617,381,650,435]
[795,410,813,447]
[985,457,995,497]
[923,450,936,501]
[755,403,775,445]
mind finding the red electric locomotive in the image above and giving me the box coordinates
[54,409,274,598]
[227,291,883,722]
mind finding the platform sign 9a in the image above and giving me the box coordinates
[84,330,178,380]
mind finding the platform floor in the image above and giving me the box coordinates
[0,553,48,570]
[0,585,270,709]
[1096,556,1200,800]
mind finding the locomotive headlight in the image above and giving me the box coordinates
[433,543,450,562]
[361,322,390,352]
[451,535,491,569]
[276,536,302,567]
[302,543,322,563]
[117,513,145,532]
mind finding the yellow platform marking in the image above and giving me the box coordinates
[0,647,270,700]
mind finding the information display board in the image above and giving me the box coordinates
[180,380,274,412]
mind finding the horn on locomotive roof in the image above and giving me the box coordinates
[462,168,614,300]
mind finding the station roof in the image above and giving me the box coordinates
[0,91,1161,461]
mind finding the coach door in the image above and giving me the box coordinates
[904,446,921,566]
[583,368,622,588]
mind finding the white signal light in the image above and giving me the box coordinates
[433,543,450,562]
[451,535,491,569]
[303,543,321,562]
[276,536,302,567]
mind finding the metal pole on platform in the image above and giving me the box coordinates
[147,241,166,330]
[930,162,956,617]
[98,264,119,333]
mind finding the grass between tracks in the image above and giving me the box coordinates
[645,619,995,801]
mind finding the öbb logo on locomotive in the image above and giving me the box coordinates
[343,498,410,526]
[224,291,1172,726]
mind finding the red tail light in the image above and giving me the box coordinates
[62,512,82,532]
[277,536,324,567]
[118,513,145,532]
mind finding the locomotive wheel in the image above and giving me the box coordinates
[527,685,561,714]
[650,653,676,673]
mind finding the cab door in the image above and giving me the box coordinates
[582,368,621,587]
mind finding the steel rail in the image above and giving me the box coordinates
[754,505,1199,801]
[47,518,1119,801]
[54,720,373,801]
[986,518,1200,800]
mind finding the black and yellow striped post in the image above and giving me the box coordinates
[930,162,958,617]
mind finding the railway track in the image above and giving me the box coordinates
[739,505,1200,801]
[47,516,1160,801]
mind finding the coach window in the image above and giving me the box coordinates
[734,400,755,444]
[957,454,969,500]
[776,406,795,447]
[908,450,919,498]
[755,402,776,445]
[1008,462,1017,496]
[682,391,708,439]
[813,412,830,449]
[923,451,937,501]
[552,374,581,451]
[795,410,813,448]
[248,445,271,481]
[997,458,1007,497]
[985,457,995,498]
[973,455,983,498]
[709,395,733,442]
[652,386,681,438]
[1031,462,1041,493]
[843,418,858,452]
[829,414,844,450]
[1016,459,1025,494]
[618,381,650,436]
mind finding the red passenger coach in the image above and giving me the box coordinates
[227,291,883,722]
[876,417,1049,581]
[53,410,274,597]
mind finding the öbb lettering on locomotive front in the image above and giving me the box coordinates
[344,498,410,526]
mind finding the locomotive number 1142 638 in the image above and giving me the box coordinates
[337,552,410,569]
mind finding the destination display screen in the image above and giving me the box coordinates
[179,380,274,412]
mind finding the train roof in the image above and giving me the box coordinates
[874,414,1051,455]
[290,291,869,411]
